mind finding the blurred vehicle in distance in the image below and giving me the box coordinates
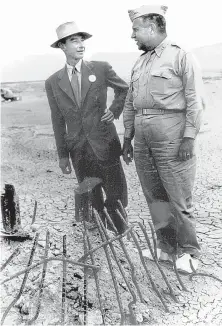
[1,88,22,102]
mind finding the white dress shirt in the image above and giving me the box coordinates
[66,59,82,93]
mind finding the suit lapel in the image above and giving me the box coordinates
[58,66,78,107]
[81,61,94,106]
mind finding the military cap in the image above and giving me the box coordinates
[128,5,168,22]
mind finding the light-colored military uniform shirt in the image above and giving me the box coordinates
[123,38,204,139]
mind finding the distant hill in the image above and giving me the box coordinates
[192,43,222,72]
[1,43,222,82]
[1,53,64,83]
[90,52,140,82]
[91,43,222,81]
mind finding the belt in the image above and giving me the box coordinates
[135,108,184,115]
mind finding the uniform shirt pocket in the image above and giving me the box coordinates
[150,69,182,94]
[150,69,183,108]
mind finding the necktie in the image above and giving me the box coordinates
[71,67,81,107]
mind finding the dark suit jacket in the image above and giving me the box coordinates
[45,60,129,161]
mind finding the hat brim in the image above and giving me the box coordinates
[51,32,92,48]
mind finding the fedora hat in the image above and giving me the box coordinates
[51,21,92,48]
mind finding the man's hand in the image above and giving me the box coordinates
[59,157,72,174]
[178,137,195,161]
[122,138,133,165]
[101,109,114,123]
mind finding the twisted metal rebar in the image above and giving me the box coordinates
[61,235,67,325]
[118,201,181,303]
[85,229,106,325]
[115,209,169,312]
[31,201,38,225]
[0,248,20,272]
[189,259,222,284]
[94,210,126,325]
[103,208,143,303]
[1,233,39,326]
[78,227,133,263]
[138,222,178,303]
[129,228,169,312]
[3,192,210,325]
[97,209,138,325]
[189,272,222,283]
[1,258,99,285]
[172,255,189,292]
[26,231,50,325]
[116,200,127,221]
[83,220,88,325]
[148,222,158,260]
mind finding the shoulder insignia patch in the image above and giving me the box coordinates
[171,41,181,49]
[170,41,189,54]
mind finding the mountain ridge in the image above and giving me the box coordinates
[2,43,221,82]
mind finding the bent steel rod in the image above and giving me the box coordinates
[61,235,67,325]
[189,259,222,284]
[172,255,188,292]
[0,248,20,272]
[103,208,143,303]
[97,209,137,325]
[83,219,88,326]
[1,233,39,326]
[85,229,106,325]
[83,235,88,325]
[115,209,169,313]
[116,202,177,301]
[138,222,178,302]
[101,209,138,325]
[1,258,99,285]
[31,201,38,225]
[94,210,125,325]
[128,228,169,312]
[78,227,133,263]
[148,222,158,260]
[27,231,50,325]
[189,273,222,283]
[117,200,127,221]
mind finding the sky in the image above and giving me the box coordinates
[1,0,222,79]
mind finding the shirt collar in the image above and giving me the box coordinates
[153,37,169,57]
[66,59,82,73]
[140,37,169,58]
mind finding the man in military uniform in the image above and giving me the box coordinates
[123,5,204,273]
[45,21,129,233]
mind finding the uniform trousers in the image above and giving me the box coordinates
[134,112,200,257]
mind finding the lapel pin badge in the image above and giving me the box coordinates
[89,75,96,82]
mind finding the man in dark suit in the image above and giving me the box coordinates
[45,21,129,233]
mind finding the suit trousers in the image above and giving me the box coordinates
[134,112,200,258]
[70,141,128,212]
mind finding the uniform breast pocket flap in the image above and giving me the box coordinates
[151,70,172,79]
[150,70,174,93]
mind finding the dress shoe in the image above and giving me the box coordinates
[175,253,199,274]
[142,248,172,262]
